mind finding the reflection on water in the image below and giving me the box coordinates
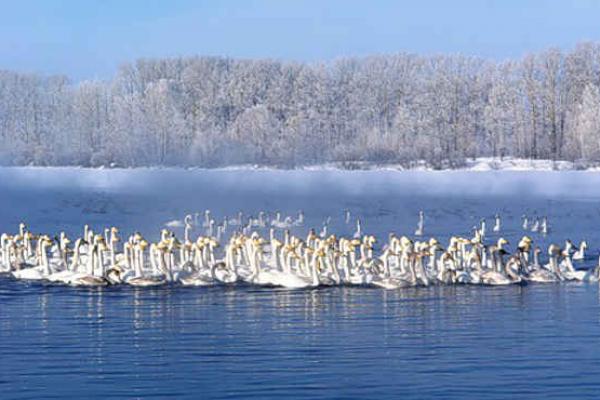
[2,280,600,399]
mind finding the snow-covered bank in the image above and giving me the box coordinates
[302,157,600,172]
[5,157,600,172]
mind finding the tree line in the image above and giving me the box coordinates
[1,42,600,168]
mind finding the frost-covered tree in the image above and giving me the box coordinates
[573,84,600,160]
[3,43,600,167]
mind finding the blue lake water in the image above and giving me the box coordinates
[1,168,600,399]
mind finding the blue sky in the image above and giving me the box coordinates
[1,0,599,80]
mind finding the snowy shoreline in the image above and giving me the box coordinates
[3,157,600,172]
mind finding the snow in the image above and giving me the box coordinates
[2,157,595,175]
[297,157,592,172]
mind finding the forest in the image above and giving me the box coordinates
[1,42,600,168]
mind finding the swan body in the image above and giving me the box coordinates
[572,241,587,261]
[492,214,501,233]
[481,270,513,285]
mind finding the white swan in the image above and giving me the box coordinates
[247,240,317,289]
[415,211,424,236]
[12,236,53,281]
[523,247,559,283]
[492,214,501,233]
[572,241,587,261]
[480,248,513,285]
[126,240,166,287]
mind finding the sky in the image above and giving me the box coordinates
[1,0,600,81]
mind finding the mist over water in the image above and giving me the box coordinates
[1,168,600,399]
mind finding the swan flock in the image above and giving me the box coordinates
[0,211,596,289]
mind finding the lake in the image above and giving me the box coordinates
[1,168,600,399]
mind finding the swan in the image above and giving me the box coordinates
[353,218,362,239]
[338,239,371,286]
[530,218,539,233]
[177,239,217,286]
[559,249,598,281]
[517,236,533,267]
[459,249,483,284]
[504,256,523,283]
[493,214,501,233]
[319,223,328,239]
[211,243,239,284]
[183,215,193,243]
[522,215,528,230]
[415,211,424,236]
[371,270,413,289]
[541,217,549,235]
[572,241,587,261]
[523,246,560,283]
[228,211,243,226]
[46,237,91,285]
[105,241,136,284]
[479,218,486,240]
[0,233,14,272]
[202,210,211,228]
[436,251,457,284]
[12,236,53,281]
[480,248,513,285]
[271,212,294,229]
[247,238,317,289]
[250,211,268,228]
[68,239,110,287]
[126,240,166,287]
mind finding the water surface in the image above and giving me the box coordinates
[1,168,600,399]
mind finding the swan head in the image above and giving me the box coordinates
[518,236,533,251]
